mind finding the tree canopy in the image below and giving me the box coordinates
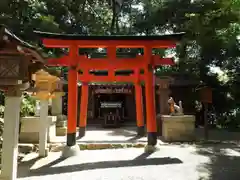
[0,0,239,123]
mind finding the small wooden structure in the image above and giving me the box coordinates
[21,69,64,157]
[197,85,213,140]
[200,86,213,104]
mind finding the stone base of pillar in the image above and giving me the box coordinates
[137,126,145,136]
[61,145,80,158]
[78,127,86,138]
[144,145,159,153]
[147,132,157,146]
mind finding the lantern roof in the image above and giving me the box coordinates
[0,25,64,77]
[0,25,63,91]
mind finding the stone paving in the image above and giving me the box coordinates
[16,127,240,180]
[18,142,240,180]
[51,127,240,144]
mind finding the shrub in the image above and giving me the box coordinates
[20,94,36,117]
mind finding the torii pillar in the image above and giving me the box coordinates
[144,47,158,148]
[135,81,145,136]
[62,45,80,157]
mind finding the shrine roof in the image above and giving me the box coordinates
[34,31,185,41]
[0,24,35,49]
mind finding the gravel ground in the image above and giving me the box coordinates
[17,143,240,180]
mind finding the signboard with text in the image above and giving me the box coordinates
[95,87,132,94]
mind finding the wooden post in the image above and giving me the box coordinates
[200,86,212,141]
[66,68,78,146]
[157,80,170,136]
[204,103,208,140]
[135,83,144,136]
[79,82,89,137]
[63,45,80,158]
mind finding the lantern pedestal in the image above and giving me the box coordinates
[30,70,65,157]
[0,94,21,180]
[19,116,57,143]
[39,100,49,157]
[162,115,196,142]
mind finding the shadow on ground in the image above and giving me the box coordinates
[18,151,182,178]
[195,142,240,180]
[195,128,240,142]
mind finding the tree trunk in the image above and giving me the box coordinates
[110,0,116,34]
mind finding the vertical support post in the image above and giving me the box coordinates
[161,90,171,114]
[204,103,209,140]
[144,47,157,147]
[135,83,144,136]
[92,88,95,119]
[78,82,89,137]
[62,45,80,157]
[0,90,21,180]
[67,50,78,146]
[158,88,170,136]
[39,99,49,157]
[107,46,116,79]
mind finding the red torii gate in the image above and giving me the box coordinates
[35,31,184,149]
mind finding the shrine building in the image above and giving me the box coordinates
[61,72,198,127]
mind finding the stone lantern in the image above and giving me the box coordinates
[50,79,65,98]
[0,54,29,91]
[31,69,67,137]
[0,24,48,180]
[29,69,64,157]
[31,69,64,100]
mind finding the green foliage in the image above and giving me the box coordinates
[0,0,239,127]
[20,94,36,117]
[0,92,4,106]
[0,105,4,118]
